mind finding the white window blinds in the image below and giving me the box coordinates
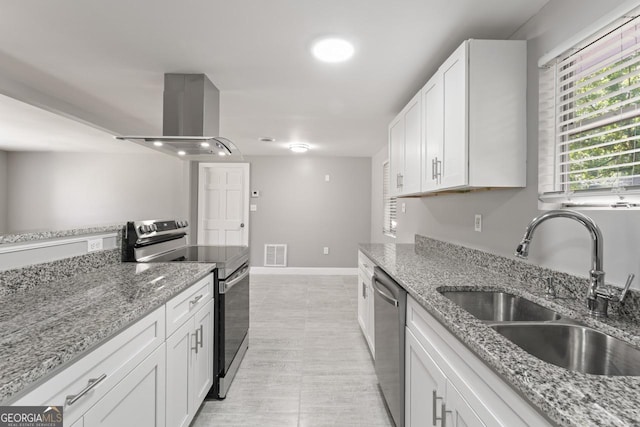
[539,7,640,207]
[383,161,397,237]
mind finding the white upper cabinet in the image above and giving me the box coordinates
[422,74,443,192]
[403,94,422,195]
[394,39,526,196]
[389,115,404,197]
[440,42,468,189]
[389,92,422,196]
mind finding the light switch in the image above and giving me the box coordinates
[401,203,406,213]
[325,174,330,182]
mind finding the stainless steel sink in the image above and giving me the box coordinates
[490,323,640,376]
[439,291,561,321]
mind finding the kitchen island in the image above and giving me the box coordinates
[0,261,214,404]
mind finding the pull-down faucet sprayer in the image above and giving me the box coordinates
[515,210,633,317]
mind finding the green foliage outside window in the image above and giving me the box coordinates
[561,52,640,191]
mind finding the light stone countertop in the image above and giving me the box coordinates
[359,242,640,427]
[0,261,215,404]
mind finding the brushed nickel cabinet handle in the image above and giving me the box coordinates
[189,294,203,307]
[65,374,107,406]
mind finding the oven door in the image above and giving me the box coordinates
[214,263,250,398]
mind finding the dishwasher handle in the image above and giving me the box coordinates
[373,277,399,307]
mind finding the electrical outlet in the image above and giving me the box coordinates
[325,174,330,182]
[474,214,482,232]
[323,247,329,255]
[87,239,103,252]
[401,203,406,213]
[250,204,257,212]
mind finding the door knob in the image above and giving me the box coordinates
[240,223,245,228]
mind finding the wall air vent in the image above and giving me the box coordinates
[264,244,287,267]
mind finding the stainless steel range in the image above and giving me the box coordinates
[123,219,250,399]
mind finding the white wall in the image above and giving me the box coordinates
[372,0,640,289]
[0,150,7,233]
[245,155,371,268]
[5,151,189,233]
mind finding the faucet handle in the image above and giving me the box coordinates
[595,274,635,303]
[619,273,635,304]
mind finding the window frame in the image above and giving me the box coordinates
[382,160,397,237]
[538,2,640,209]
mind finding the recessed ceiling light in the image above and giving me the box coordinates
[289,143,310,153]
[259,137,276,142]
[312,38,354,63]
[177,150,186,156]
[200,142,210,148]
[153,141,163,147]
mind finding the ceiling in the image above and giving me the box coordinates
[0,0,549,157]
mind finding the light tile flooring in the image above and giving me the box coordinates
[192,274,394,427]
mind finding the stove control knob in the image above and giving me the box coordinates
[183,220,189,228]
[138,225,148,234]
[176,220,183,228]
[150,224,158,232]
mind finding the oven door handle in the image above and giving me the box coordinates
[220,266,250,294]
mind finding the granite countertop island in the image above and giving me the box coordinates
[360,239,640,427]
[0,261,215,404]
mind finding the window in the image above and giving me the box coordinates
[539,6,640,208]
[382,161,397,237]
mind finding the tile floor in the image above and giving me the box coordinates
[192,274,394,427]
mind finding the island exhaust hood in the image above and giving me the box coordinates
[116,73,242,160]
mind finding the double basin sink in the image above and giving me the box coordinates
[439,290,640,376]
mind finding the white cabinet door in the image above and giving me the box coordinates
[446,382,486,427]
[69,418,83,427]
[366,278,375,358]
[357,272,368,335]
[389,115,405,197]
[83,344,166,427]
[192,300,214,409]
[403,93,422,194]
[166,320,194,427]
[441,42,468,189]
[405,328,446,427]
[422,73,444,192]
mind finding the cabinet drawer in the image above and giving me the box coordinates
[166,273,213,337]
[358,251,374,278]
[14,306,165,427]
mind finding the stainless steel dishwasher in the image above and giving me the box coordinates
[373,267,407,427]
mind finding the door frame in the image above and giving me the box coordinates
[197,162,250,246]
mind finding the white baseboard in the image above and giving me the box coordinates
[250,267,358,275]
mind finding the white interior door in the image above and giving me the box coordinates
[198,163,250,246]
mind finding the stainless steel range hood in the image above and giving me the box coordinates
[116,73,242,160]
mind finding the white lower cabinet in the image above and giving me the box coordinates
[13,306,166,427]
[406,329,483,426]
[166,299,214,427]
[357,251,375,357]
[405,295,552,427]
[83,344,166,427]
[12,273,215,427]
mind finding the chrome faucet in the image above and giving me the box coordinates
[515,210,633,317]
